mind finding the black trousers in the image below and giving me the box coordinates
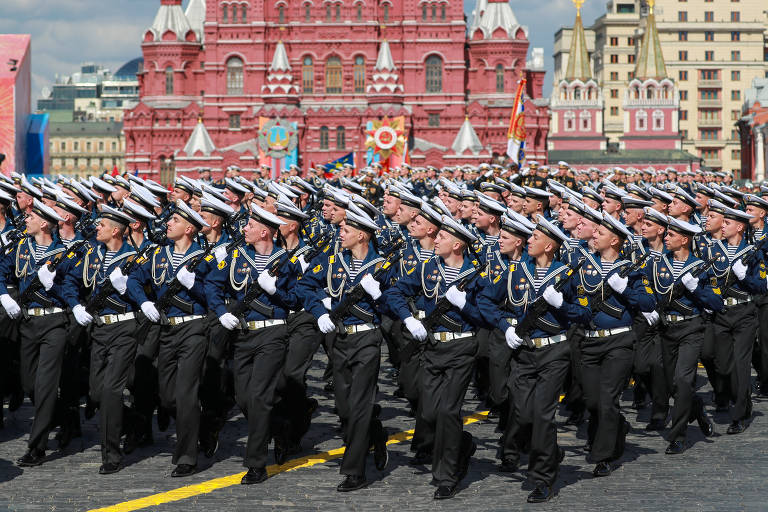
[713,302,758,422]
[487,328,514,409]
[755,298,768,390]
[233,324,287,469]
[275,310,323,445]
[420,334,478,487]
[127,324,160,440]
[200,315,235,440]
[19,312,68,453]
[581,331,635,463]
[701,319,728,406]
[473,328,491,400]
[90,319,138,464]
[502,339,570,487]
[0,307,21,425]
[332,328,382,478]
[632,315,669,423]
[660,317,704,443]
[157,318,207,466]
[563,326,585,414]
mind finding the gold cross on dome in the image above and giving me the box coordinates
[647,0,655,14]
[572,0,585,13]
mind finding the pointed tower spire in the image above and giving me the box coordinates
[451,117,484,154]
[183,118,216,156]
[367,40,403,100]
[634,0,667,80]
[185,0,206,42]
[565,0,591,81]
[148,0,194,41]
[262,41,298,100]
[269,40,291,72]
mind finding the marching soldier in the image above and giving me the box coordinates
[126,200,214,477]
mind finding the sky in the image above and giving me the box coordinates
[1,0,606,106]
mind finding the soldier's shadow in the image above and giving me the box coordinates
[0,458,23,483]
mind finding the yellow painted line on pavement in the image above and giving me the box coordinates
[89,410,491,512]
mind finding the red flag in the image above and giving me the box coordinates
[111,165,119,177]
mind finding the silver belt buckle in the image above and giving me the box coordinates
[104,315,114,325]
[345,325,355,334]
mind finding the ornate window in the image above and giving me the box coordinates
[336,126,346,150]
[325,56,343,93]
[335,4,341,20]
[432,4,436,20]
[222,3,228,23]
[226,57,244,95]
[302,56,314,93]
[383,3,389,22]
[326,4,331,21]
[354,56,365,93]
[636,110,648,131]
[357,4,362,20]
[278,5,285,23]
[425,55,442,93]
[305,4,311,21]
[320,126,329,149]
[231,4,238,23]
[580,110,591,131]
[652,110,664,131]
[422,5,427,20]
[495,64,504,93]
[441,4,446,20]
[564,110,575,131]
[242,4,247,22]
[165,66,174,95]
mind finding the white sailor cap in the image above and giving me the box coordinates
[439,178,463,200]
[626,184,652,201]
[568,200,603,224]
[31,198,64,224]
[622,196,654,209]
[712,188,738,207]
[524,186,553,201]
[562,187,584,203]
[20,177,43,199]
[340,177,365,193]
[672,186,698,208]
[62,179,95,203]
[546,179,566,197]
[225,177,250,196]
[54,193,87,217]
[501,215,533,239]
[289,176,318,195]
[249,203,285,230]
[128,183,161,211]
[175,199,209,229]
[557,161,569,168]
[99,204,136,226]
[506,209,536,231]
[476,191,506,216]
[200,193,235,218]
[398,188,422,208]
[113,174,131,191]
[275,198,309,222]
[201,184,229,203]
[177,176,202,196]
[667,216,702,237]
[603,185,628,201]
[581,187,603,205]
[91,176,117,194]
[349,194,379,218]
[418,200,443,227]
[345,208,379,234]
[508,182,527,198]
[534,214,569,245]
[142,179,170,199]
[0,180,20,196]
[268,181,298,200]
[643,207,669,226]
[600,212,633,239]
[743,194,768,210]
[721,205,753,224]
[430,197,453,218]
[122,198,155,222]
[648,186,673,204]
[0,189,14,205]
[439,214,477,243]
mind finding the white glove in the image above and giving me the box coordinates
[141,301,160,323]
[642,310,659,326]
[732,259,747,281]
[37,265,56,291]
[360,274,382,300]
[0,294,20,319]
[176,266,195,290]
[542,286,563,309]
[317,313,336,334]
[72,304,93,326]
[404,316,427,341]
[257,269,277,295]
[297,254,310,273]
[505,326,523,349]
[321,297,332,310]
[445,285,467,310]
[681,272,698,292]
[214,245,228,264]
[109,268,128,295]
[607,273,628,294]
[219,312,240,330]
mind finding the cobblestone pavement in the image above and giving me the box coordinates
[0,349,766,512]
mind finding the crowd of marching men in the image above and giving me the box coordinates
[0,160,765,503]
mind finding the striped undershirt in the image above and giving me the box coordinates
[348,258,365,281]
[250,253,272,274]
[532,267,548,291]
[102,250,117,271]
[170,251,185,270]
[61,238,74,248]
[484,234,499,247]
[755,228,765,241]
[418,249,434,262]
[600,260,613,278]
[443,266,461,286]
[671,259,686,278]
[725,244,739,262]
[33,244,49,263]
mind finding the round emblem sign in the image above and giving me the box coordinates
[374,126,397,150]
